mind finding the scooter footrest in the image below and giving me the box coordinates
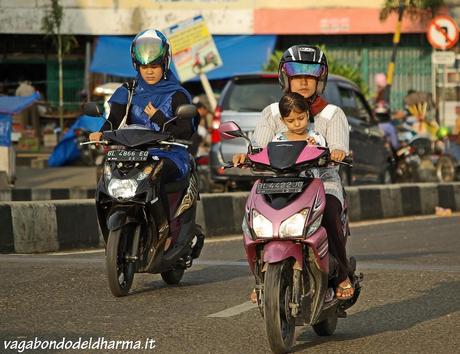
[337,309,347,318]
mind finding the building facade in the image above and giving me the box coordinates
[0,0,458,111]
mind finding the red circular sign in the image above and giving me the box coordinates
[427,15,459,50]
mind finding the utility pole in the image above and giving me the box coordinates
[384,0,405,105]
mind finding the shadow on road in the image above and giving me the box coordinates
[293,280,460,352]
[129,265,251,296]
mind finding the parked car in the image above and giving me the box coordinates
[210,73,393,188]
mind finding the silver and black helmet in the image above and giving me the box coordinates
[278,45,328,95]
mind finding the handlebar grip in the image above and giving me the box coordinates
[343,156,353,164]
[174,139,192,145]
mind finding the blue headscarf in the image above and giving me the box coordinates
[109,70,192,130]
[108,70,193,180]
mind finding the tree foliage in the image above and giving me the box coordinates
[41,0,78,132]
[41,0,78,55]
[263,47,369,96]
[380,0,445,20]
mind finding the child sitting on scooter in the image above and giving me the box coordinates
[274,92,326,147]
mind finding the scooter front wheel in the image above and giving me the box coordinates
[264,260,295,354]
[106,225,136,297]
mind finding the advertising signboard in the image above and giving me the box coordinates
[164,15,222,83]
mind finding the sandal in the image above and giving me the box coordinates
[250,289,257,304]
[336,279,354,300]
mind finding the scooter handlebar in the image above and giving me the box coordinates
[79,140,110,146]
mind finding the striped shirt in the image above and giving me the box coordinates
[253,102,350,206]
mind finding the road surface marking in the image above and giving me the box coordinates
[46,249,104,256]
[207,301,257,318]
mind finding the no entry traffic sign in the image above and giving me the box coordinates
[427,15,459,50]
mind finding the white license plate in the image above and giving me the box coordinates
[106,150,149,162]
[256,181,303,194]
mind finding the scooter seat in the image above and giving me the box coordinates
[164,155,195,193]
[165,173,190,193]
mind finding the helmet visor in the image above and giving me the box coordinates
[282,62,324,78]
[133,37,165,66]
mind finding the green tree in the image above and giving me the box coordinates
[41,0,78,134]
[263,48,369,96]
[380,0,445,20]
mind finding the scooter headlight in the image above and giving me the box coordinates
[242,216,253,239]
[279,209,308,238]
[107,178,138,199]
[306,214,323,237]
[252,210,272,238]
[103,163,112,181]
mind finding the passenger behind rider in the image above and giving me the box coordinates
[233,45,354,300]
[274,92,325,147]
[88,29,196,218]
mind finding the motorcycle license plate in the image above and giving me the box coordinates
[256,181,303,194]
[106,150,149,162]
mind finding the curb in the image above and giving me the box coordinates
[0,200,102,254]
[0,188,96,201]
[1,183,459,254]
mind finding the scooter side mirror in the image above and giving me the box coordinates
[175,104,198,120]
[83,102,104,117]
[219,121,246,140]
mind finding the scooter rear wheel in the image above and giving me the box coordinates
[106,226,136,297]
[264,260,295,354]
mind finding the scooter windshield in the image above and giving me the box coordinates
[103,126,171,147]
[249,141,327,170]
[268,141,307,169]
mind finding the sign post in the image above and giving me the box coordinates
[426,15,459,126]
[164,16,223,111]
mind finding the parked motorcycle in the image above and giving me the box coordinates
[395,133,456,183]
[83,103,205,297]
[219,121,362,354]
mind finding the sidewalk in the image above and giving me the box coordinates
[15,166,96,189]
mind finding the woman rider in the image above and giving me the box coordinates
[89,29,195,216]
[233,45,354,300]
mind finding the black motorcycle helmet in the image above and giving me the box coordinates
[278,45,328,97]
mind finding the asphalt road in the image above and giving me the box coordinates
[1,215,459,354]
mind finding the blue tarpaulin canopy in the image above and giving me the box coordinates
[0,92,41,147]
[48,115,105,167]
[0,92,41,115]
[90,35,277,81]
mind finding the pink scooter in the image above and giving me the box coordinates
[220,121,362,354]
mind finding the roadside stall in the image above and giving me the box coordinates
[0,92,41,186]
